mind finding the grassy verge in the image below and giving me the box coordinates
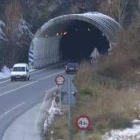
[45,16,140,140]
[45,62,140,140]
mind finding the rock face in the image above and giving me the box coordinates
[0,0,139,66]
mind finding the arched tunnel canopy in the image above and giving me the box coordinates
[29,12,122,68]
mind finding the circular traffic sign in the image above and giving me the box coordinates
[76,115,91,130]
[55,75,65,85]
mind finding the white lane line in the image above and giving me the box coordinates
[0,102,25,120]
[0,62,67,85]
[29,62,67,75]
[0,81,38,97]
[0,71,64,97]
[39,70,64,81]
[0,79,10,85]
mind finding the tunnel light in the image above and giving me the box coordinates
[88,28,91,31]
[56,33,59,36]
[63,32,67,35]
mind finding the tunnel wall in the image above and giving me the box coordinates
[29,12,122,69]
[32,37,61,68]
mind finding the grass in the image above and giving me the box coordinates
[73,62,140,136]
[45,64,140,139]
[45,16,140,140]
[45,70,140,140]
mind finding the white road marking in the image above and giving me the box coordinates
[0,81,38,97]
[0,71,64,97]
[0,62,67,85]
[30,62,67,75]
[39,70,64,81]
[0,102,25,120]
[0,79,10,85]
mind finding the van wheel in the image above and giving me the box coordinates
[24,77,27,81]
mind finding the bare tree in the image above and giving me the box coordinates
[5,0,22,40]
[4,0,23,66]
[110,0,140,27]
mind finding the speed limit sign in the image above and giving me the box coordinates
[76,115,91,130]
[55,75,65,86]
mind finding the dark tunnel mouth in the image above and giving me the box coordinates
[58,19,110,62]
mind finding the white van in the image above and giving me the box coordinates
[10,63,30,81]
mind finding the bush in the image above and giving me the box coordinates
[74,58,140,134]
[79,88,93,96]
[49,16,140,140]
[97,16,140,82]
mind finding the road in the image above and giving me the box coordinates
[0,64,65,139]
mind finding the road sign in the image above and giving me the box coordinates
[76,115,91,130]
[55,75,65,86]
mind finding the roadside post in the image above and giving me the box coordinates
[67,75,72,140]
[76,115,91,140]
[50,130,54,140]
[55,75,65,107]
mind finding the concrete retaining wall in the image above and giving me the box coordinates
[33,37,61,68]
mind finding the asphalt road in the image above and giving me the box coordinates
[0,64,65,139]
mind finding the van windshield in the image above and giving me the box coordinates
[13,67,25,72]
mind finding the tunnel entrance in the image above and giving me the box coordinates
[59,20,109,62]
[30,12,122,68]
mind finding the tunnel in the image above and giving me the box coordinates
[29,12,122,68]
[59,20,109,61]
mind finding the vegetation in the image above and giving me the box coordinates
[45,15,140,140]
[0,0,139,68]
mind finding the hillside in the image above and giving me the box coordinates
[48,16,140,139]
[0,0,139,68]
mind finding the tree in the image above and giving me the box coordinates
[110,0,140,27]
[3,0,23,66]
[5,0,22,40]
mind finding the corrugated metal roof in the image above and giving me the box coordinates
[36,12,122,43]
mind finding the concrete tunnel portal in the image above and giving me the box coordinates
[29,12,122,68]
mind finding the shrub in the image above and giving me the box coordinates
[74,59,140,133]
[49,16,140,140]
[97,15,140,82]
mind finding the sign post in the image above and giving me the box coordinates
[67,76,72,140]
[55,75,65,107]
[76,115,91,140]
